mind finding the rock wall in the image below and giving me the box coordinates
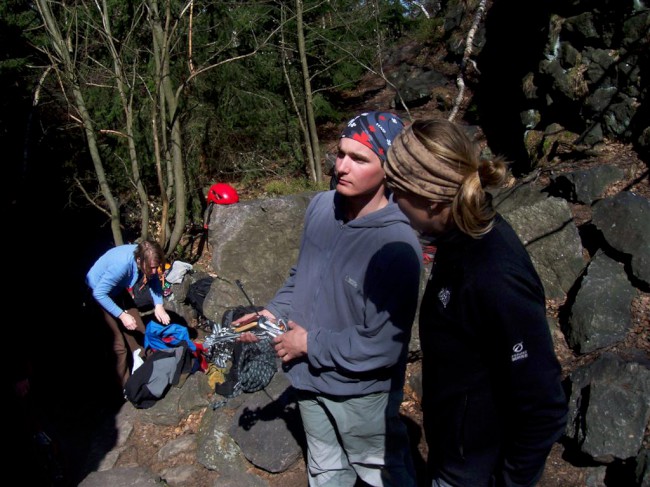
[155,178,650,486]
[393,0,649,173]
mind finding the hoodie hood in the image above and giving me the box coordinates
[332,190,411,229]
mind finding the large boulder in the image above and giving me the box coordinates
[204,193,316,322]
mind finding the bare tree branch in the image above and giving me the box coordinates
[449,0,487,122]
[36,0,124,244]
[187,0,195,74]
[410,1,431,18]
[74,176,112,217]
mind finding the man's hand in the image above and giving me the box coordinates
[234,309,275,343]
[237,331,260,343]
[232,309,275,326]
[273,321,307,362]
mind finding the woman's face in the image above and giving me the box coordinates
[391,188,451,236]
[139,258,160,277]
[147,263,160,277]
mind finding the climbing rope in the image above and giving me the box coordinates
[212,338,278,399]
[238,338,277,393]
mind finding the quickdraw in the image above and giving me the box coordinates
[201,317,286,368]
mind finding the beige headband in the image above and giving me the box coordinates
[385,125,464,203]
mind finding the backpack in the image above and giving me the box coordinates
[185,277,214,316]
[124,344,196,409]
[131,275,154,308]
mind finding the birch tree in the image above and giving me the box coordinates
[35,0,125,244]
[33,0,281,252]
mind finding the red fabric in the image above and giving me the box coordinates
[193,342,209,372]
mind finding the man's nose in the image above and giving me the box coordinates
[336,156,350,174]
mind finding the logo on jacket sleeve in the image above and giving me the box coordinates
[438,287,451,308]
[511,342,528,362]
[345,275,358,289]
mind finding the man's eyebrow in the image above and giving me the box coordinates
[343,149,372,161]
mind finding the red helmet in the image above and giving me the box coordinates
[207,183,239,205]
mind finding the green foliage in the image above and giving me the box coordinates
[330,61,366,91]
[188,43,303,186]
[1,0,49,206]
[409,16,445,44]
[287,0,409,106]
[0,0,42,106]
[312,93,342,122]
[378,0,410,38]
[14,0,417,239]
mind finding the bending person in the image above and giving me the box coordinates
[86,239,171,394]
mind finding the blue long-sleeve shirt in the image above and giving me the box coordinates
[86,244,163,318]
[266,190,422,396]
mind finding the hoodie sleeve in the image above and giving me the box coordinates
[266,194,322,320]
[87,247,136,318]
[266,265,297,320]
[307,240,421,373]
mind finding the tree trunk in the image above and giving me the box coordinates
[99,0,151,240]
[281,4,315,181]
[36,0,124,245]
[296,0,322,183]
[148,0,186,255]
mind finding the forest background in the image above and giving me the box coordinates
[3,0,440,255]
[4,0,646,257]
[3,2,649,485]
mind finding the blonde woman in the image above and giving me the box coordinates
[384,119,568,487]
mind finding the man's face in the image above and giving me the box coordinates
[334,138,385,199]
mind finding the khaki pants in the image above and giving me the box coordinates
[297,390,417,487]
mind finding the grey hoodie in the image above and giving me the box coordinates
[266,190,422,396]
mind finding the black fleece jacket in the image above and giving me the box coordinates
[419,215,568,487]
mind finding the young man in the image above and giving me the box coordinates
[235,112,422,486]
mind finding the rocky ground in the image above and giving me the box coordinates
[25,137,644,487]
[26,60,648,487]
[109,140,647,487]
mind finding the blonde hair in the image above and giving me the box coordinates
[410,119,510,238]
